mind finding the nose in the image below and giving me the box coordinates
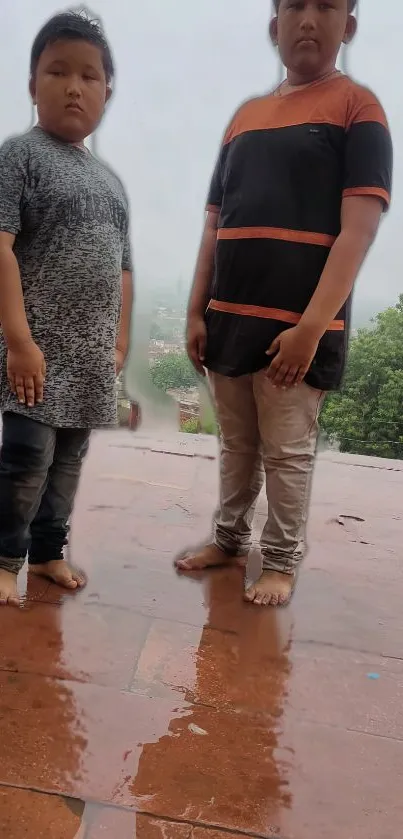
[299,3,318,34]
[65,75,82,99]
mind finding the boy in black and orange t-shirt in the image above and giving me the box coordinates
[176,0,392,606]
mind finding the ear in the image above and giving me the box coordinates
[29,76,36,105]
[343,14,357,44]
[105,85,113,104]
[269,16,278,47]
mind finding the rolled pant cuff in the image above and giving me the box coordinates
[0,555,25,574]
[214,536,251,557]
[28,551,64,565]
[261,556,300,574]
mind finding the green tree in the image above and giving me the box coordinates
[321,295,403,458]
[150,352,198,391]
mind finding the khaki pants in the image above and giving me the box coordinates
[209,371,324,574]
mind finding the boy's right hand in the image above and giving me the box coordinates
[7,340,46,407]
[186,315,207,376]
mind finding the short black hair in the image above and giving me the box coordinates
[30,9,114,84]
[273,0,357,11]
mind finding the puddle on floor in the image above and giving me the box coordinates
[62,797,136,838]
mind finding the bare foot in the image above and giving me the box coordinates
[0,569,20,606]
[175,543,247,572]
[29,560,87,590]
[244,570,295,607]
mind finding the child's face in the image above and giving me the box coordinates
[30,39,110,144]
[272,0,356,78]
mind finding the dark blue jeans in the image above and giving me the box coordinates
[0,412,90,573]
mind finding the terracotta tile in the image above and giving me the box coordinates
[191,833,252,839]
[292,556,403,658]
[0,671,189,802]
[0,786,84,838]
[129,707,403,837]
[279,720,403,839]
[132,608,293,711]
[0,670,288,832]
[288,645,403,740]
[41,562,248,635]
[86,809,191,838]
[0,668,402,836]
[132,612,403,740]
[0,601,150,689]
[15,566,53,603]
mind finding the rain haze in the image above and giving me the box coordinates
[1,0,401,325]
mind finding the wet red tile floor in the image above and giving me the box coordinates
[0,429,402,838]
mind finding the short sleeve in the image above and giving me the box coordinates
[122,230,132,272]
[206,148,225,214]
[0,138,28,235]
[205,117,235,214]
[343,90,393,211]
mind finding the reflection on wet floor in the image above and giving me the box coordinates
[0,430,403,838]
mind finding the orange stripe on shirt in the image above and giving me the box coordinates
[208,299,345,332]
[217,226,336,248]
[343,186,390,206]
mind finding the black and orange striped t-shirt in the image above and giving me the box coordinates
[203,73,393,390]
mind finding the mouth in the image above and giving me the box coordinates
[296,38,318,48]
[65,103,83,113]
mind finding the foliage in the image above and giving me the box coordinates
[150,352,198,391]
[181,416,216,435]
[181,417,199,434]
[321,295,403,458]
[201,419,217,435]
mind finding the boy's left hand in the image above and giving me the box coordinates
[265,325,319,387]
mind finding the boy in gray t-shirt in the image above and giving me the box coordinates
[0,11,133,605]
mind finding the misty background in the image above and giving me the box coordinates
[1,0,401,327]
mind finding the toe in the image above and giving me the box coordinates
[71,569,87,587]
[175,556,191,570]
[8,596,21,607]
[270,593,279,606]
[253,591,265,606]
[244,585,256,602]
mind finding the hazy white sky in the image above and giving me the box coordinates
[1,0,401,318]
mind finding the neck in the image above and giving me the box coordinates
[37,121,85,148]
[286,63,337,87]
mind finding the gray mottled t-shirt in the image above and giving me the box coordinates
[0,126,132,428]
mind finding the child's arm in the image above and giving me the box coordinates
[116,269,133,374]
[297,194,382,339]
[0,140,46,406]
[115,224,133,374]
[0,234,45,406]
[267,88,392,388]
[0,232,31,348]
[266,195,384,388]
[187,210,218,375]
